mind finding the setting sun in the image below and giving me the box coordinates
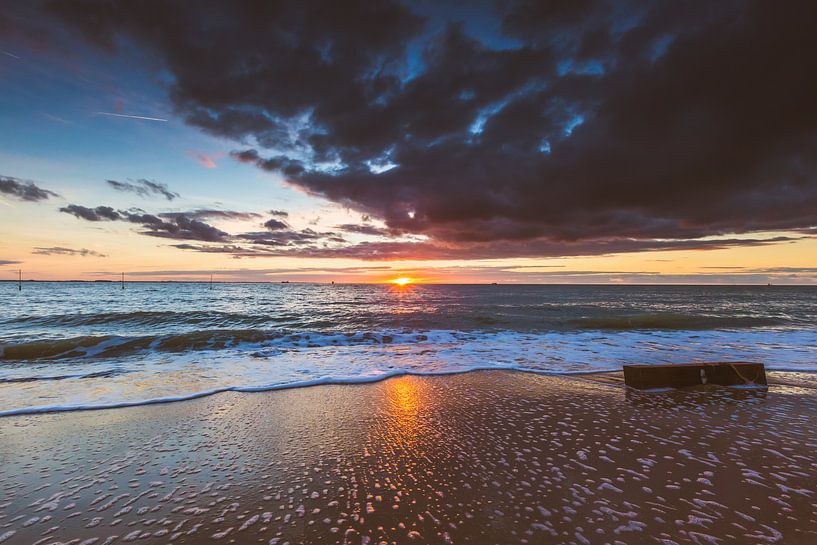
[390,277,414,286]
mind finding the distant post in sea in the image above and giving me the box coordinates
[121,272,125,290]
[210,274,213,290]
[18,269,22,291]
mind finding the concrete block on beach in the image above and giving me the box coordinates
[623,362,767,390]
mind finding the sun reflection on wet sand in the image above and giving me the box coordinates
[384,377,424,443]
[389,377,422,411]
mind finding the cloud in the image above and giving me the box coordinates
[60,204,120,221]
[0,259,21,266]
[137,214,229,242]
[335,223,393,237]
[59,199,803,260]
[741,267,817,274]
[60,202,338,247]
[230,149,305,177]
[268,210,289,218]
[188,150,217,168]
[61,204,266,243]
[171,234,800,261]
[160,209,261,221]
[41,0,817,260]
[170,243,247,254]
[60,204,230,242]
[0,175,59,202]
[263,218,289,231]
[106,179,179,200]
[32,246,107,257]
[236,228,344,247]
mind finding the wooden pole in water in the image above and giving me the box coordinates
[121,272,125,290]
[210,274,213,290]
[18,269,22,291]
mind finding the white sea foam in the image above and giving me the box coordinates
[0,327,816,416]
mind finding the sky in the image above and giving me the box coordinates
[1,0,817,284]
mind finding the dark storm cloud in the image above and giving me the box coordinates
[46,0,817,258]
[230,149,305,177]
[106,179,179,200]
[32,246,107,257]
[0,175,58,202]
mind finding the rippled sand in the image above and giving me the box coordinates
[1,371,816,544]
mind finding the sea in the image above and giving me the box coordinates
[1,282,816,416]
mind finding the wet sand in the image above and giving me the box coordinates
[1,370,816,544]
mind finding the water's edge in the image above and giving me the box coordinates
[2,365,807,419]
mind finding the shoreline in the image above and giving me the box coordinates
[2,369,816,544]
[2,365,811,419]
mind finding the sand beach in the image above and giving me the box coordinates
[2,370,816,544]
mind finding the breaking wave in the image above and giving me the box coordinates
[0,330,430,361]
[0,327,816,416]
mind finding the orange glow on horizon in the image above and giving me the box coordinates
[389,276,414,286]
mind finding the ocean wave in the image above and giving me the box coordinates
[571,313,785,330]
[0,319,806,362]
[2,309,795,334]
[0,312,792,362]
[3,310,288,328]
[0,369,123,383]
[0,329,433,361]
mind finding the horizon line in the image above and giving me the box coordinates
[0,279,808,287]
